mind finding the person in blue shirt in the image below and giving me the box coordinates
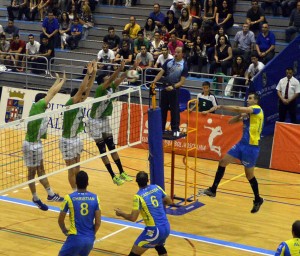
[275,220,300,256]
[152,46,189,137]
[58,171,101,256]
[201,92,265,213]
[40,10,60,48]
[149,3,166,28]
[66,17,83,50]
[115,171,172,256]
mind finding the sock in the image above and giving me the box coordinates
[249,177,260,202]
[32,193,39,201]
[114,159,124,174]
[45,187,55,197]
[105,163,115,178]
[211,166,226,193]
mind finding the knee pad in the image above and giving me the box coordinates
[128,252,140,256]
[96,140,106,154]
[155,245,167,255]
[104,136,115,151]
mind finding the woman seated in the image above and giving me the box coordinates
[188,35,208,74]
[79,4,94,40]
[179,8,193,37]
[143,17,158,41]
[214,0,234,32]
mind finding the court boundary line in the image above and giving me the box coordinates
[0,196,275,256]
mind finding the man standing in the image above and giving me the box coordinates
[60,61,96,190]
[276,67,300,124]
[152,47,188,136]
[202,93,264,213]
[87,60,134,186]
[22,73,66,211]
[285,2,300,43]
[58,171,101,256]
[255,23,275,64]
[115,171,172,256]
[40,10,59,48]
[124,16,141,40]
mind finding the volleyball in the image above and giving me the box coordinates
[127,70,139,82]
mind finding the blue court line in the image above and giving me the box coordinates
[0,195,275,256]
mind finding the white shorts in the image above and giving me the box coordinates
[22,140,43,167]
[87,117,111,140]
[59,137,83,160]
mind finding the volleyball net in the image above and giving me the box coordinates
[0,86,143,194]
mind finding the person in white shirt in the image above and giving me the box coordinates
[276,67,300,123]
[26,34,40,62]
[97,42,115,71]
[154,45,174,68]
[245,52,264,85]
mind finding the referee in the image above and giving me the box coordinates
[152,47,189,137]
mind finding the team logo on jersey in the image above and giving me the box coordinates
[5,90,25,123]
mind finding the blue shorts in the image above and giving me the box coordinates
[227,142,260,168]
[135,223,170,248]
[59,235,94,256]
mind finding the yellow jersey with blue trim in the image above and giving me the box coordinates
[133,185,169,227]
[60,191,100,238]
[275,238,300,256]
[240,104,264,146]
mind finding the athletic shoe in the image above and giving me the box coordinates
[202,187,216,197]
[120,172,133,181]
[251,197,264,213]
[113,175,125,186]
[32,198,48,211]
[47,193,64,202]
[173,131,180,137]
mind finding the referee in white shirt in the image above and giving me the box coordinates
[276,67,300,123]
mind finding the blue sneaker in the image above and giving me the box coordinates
[47,193,64,202]
[32,198,48,211]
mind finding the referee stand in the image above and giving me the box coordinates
[148,83,203,216]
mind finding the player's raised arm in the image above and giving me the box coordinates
[45,72,67,104]
[114,58,139,87]
[103,60,126,89]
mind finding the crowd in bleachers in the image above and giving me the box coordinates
[0,0,300,93]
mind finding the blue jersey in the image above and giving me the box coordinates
[240,105,264,146]
[275,238,300,256]
[162,59,189,85]
[60,191,100,238]
[133,185,169,227]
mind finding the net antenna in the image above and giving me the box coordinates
[0,86,143,194]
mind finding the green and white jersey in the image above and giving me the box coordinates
[25,99,48,142]
[62,98,84,138]
[90,82,117,119]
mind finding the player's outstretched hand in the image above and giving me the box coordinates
[92,59,98,73]
[120,59,126,70]
[86,62,93,75]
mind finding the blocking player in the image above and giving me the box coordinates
[115,171,172,256]
[201,92,264,213]
[22,72,66,211]
[58,170,101,256]
[59,60,97,190]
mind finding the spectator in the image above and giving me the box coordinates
[119,30,134,52]
[114,41,133,65]
[275,220,300,255]
[215,26,229,45]
[160,24,170,44]
[164,10,178,34]
[201,24,215,61]
[276,67,300,123]
[7,34,26,71]
[59,12,71,49]
[4,20,20,41]
[149,31,165,62]
[136,44,154,72]
[255,23,275,64]
[232,23,256,64]
[97,42,115,71]
[189,0,202,27]
[50,0,62,17]
[174,23,186,42]
[231,56,247,98]
[0,35,10,64]
[40,10,60,48]
[281,0,298,17]
[187,22,201,46]
[103,26,121,54]
[202,0,217,29]
[59,0,72,13]
[66,17,82,50]
[261,0,280,16]
[144,17,158,42]
[209,35,232,75]
[37,0,51,21]
[79,4,94,40]
[154,44,174,68]
[246,0,266,34]
[215,0,234,32]
[149,3,165,28]
[167,32,184,56]
[285,2,300,43]
[124,16,141,40]
[32,35,54,74]
[7,0,30,20]
[134,30,150,56]
[179,8,193,37]
[171,0,189,19]
[244,52,264,86]
[25,34,40,67]
[188,35,207,73]
[29,0,39,21]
